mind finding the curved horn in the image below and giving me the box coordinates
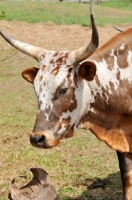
[0,30,46,60]
[113,26,123,32]
[70,14,99,65]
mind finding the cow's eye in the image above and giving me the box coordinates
[59,88,68,96]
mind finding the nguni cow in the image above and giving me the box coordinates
[1,15,132,200]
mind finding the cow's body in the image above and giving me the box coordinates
[80,29,132,152]
[1,16,132,199]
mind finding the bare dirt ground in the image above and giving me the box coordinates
[0,20,131,52]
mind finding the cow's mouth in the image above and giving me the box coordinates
[30,127,75,149]
[30,131,60,149]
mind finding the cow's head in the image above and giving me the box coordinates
[0,15,99,148]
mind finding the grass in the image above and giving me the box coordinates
[98,1,132,11]
[0,1,132,26]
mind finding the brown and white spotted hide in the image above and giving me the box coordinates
[0,14,98,149]
[26,28,132,152]
[82,28,132,152]
[22,50,96,148]
[1,25,132,153]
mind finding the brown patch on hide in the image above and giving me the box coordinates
[107,43,129,70]
[53,79,66,101]
[39,86,42,93]
[95,75,101,87]
[61,116,71,125]
[43,81,46,86]
[68,88,77,112]
[66,69,73,85]
[50,58,54,64]
[91,77,132,118]
[38,100,42,110]
[81,105,132,153]
[39,75,43,81]
[56,56,63,64]
[53,52,59,57]
[64,126,75,138]
[60,117,75,139]
[90,28,132,71]
[41,65,46,72]
[51,67,60,76]
[53,52,70,67]
[109,81,115,94]
[82,122,130,152]
[55,86,77,113]
[106,52,115,71]
[117,70,121,80]
[117,44,129,69]
[74,71,78,88]
[39,53,46,62]
[35,111,54,132]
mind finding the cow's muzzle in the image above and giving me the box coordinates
[30,131,60,149]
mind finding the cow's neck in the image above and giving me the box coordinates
[75,50,132,152]
[78,45,132,130]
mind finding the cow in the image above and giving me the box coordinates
[0,15,132,200]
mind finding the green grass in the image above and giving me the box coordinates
[0,1,132,26]
[98,1,132,11]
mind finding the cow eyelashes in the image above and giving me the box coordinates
[59,88,68,96]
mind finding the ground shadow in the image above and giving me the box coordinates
[62,171,122,200]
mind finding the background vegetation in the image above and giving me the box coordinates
[0,1,132,200]
[0,1,132,25]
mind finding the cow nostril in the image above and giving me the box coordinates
[30,135,45,147]
[37,135,45,143]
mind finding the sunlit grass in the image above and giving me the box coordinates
[0,1,132,26]
[98,1,132,11]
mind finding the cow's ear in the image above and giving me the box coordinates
[78,61,96,81]
[22,67,39,84]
